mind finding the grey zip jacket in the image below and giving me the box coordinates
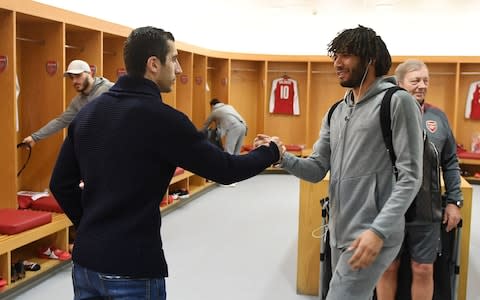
[281,76,423,248]
[31,77,113,141]
[202,103,247,136]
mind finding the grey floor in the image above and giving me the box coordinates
[7,174,480,300]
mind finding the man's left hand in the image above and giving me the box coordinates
[443,204,461,232]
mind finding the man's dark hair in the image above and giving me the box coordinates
[210,98,221,106]
[327,25,391,77]
[123,26,175,77]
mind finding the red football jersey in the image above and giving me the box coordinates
[465,81,480,120]
[269,77,300,115]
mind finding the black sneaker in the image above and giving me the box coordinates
[23,261,41,271]
[14,261,25,279]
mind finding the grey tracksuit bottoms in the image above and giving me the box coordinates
[326,243,401,300]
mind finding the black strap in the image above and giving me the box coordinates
[327,86,404,178]
[16,142,32,177]
[379,86,405,179]
[327,99,343,127]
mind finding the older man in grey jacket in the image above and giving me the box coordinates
[256,25,423,300]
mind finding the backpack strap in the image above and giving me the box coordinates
[379,86,405,179]
[328,86,404,176]
[327,99,343,127]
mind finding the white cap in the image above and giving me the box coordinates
[64,60,90,77]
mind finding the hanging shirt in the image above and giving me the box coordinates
[465,81,480,119]
[269,77,300,115]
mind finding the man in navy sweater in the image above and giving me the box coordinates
[49,26,281,300]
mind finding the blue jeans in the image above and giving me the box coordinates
[72,263,166,300]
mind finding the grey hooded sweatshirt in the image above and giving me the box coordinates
[31,77,113,141]
[281,76,423,248]
[202,103,247,136]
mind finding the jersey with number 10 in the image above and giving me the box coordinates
[269,77,300,115]
[465,81,480,120]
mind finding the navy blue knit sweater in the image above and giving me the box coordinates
[49,75,279,278]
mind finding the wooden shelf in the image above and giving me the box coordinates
[9,258,65,288]
[0,213,72,294]
[170,171,193,184]
[459,157,480,184]
[459,158,480,165]
[0,1,479,298]
[463,176,480,184]
[0,214,71,254]
[160,181,216,216]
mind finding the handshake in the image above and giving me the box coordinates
[253,134,286,165]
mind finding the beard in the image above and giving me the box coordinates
[76,77,90,93]
[340,63,367,88]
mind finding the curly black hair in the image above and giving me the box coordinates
[327,25,391,77]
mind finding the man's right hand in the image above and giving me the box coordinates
[22,136,36,148]
[254,134,285,164]
[347,229,384,270]
[254,134,271,148]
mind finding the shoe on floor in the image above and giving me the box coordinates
[14,261,25,279]
[10,264,18,283]
[38,246,71,261]
[23,261,41,271]
[218,183,236,187]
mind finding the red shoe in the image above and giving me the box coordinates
[38,246,71,261]
[160,196,168,207]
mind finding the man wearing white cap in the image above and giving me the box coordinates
[22,59,113,147]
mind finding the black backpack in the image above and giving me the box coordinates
[327,86,442,222]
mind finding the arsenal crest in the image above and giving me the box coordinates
[180,74,188,84]
[221,77,228,86]
[0,55,7,73]
[46,60,57,76]
[90,65,97,76]
[195,76,202,85]
[426,120,437,133]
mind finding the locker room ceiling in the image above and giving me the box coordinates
[232,0,399,15]
[34,0,480,56]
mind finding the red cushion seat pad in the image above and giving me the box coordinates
[0,209,52,235]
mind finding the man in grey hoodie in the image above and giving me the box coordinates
[202,98,247,155]
[256,25,423,300]
[22,59,113,147]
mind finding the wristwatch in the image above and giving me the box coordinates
[448,200,463,208]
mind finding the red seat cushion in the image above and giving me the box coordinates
[242,145,253,152]
[458,151,480,160]
[30,196,64,213]
[285,144,305,152]
[174,167,184,176]
[0,208,52,235]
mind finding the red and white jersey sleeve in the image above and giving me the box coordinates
[465,81,480,119]
[269,77,300,115]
